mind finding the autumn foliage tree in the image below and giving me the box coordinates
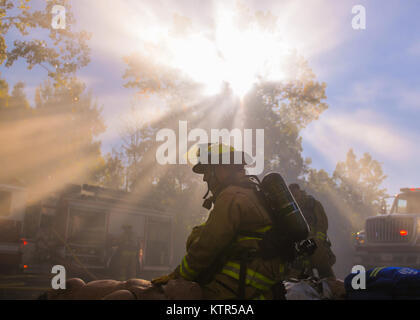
[303,149,388,278]
[0,1,105,203]
[98,149,125,190]
[1,0,90,84]
[0,77,105,198]
[333,149,388,219]
[243,58,328,182]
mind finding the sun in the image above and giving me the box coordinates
[131,3,292,98]
[171,10,290,98]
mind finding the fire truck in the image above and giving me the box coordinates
[354,188,420,269]
[1,183,175,280]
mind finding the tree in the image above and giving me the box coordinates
[9,81,30,110]
[0,80,32,126]
[304,149,388,278]
[0,77,9,107]
[0,77,106,203]
[34,78,105,178]
[122,53,328,184]
[98,149,125,190]
[333,149,388,219]
[243,63,328,182]
[1,0,90,83]
[0,79,31,109]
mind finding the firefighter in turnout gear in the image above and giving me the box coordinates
[289,184,336,279]
[152,143,298,299]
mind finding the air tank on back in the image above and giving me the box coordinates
[260,172,309,242]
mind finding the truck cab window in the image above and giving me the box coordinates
[407,195,420,213]
[396,198,408,213]
[394,194,420,214]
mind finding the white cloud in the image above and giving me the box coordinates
[334,77,420,111]
[302,109,416,164]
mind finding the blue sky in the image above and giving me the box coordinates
[1,0,419,200]
[303,0,420,198]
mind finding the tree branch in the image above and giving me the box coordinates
[0,16,20,21]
